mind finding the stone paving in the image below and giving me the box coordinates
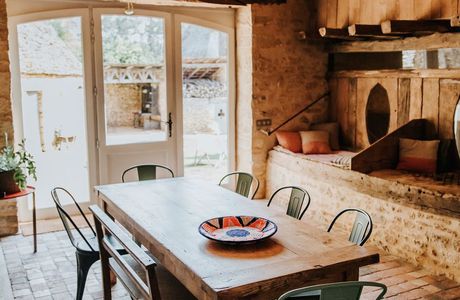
[1,230,460,300]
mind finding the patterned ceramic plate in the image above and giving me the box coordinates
[198,216,277,244]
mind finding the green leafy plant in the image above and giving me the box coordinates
[0,140,37,190]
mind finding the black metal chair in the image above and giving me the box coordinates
[327,208,373,246]
[218,171,259,199]
[122,164,174,182]
[51,187,126,300]
[278,281,387,300]
[90,205,196,300]
[267,186,311,220]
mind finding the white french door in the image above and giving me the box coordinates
[9,9,97,221]
[10,7,235,222]
[93,9,178,184]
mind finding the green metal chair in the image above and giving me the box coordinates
[267,186,311,220]
[278,281,387,300]
[219,171,259,199]
[122,164,174,182]
[327,208,373,246]
[51,187,127,300]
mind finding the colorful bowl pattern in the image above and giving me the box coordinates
[198,216,277,244]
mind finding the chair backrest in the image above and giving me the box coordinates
[51,187,96,252]
[267,186,311,220]
[218,172,259,199]
[90,205,160,300]
[327,208,373,246]
[122,164,174,182]
[278,281,387,300]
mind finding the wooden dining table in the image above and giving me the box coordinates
[95,177,379,300]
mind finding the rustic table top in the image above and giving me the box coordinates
[95,177,379,300]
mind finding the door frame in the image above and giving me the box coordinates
[92,8,178,184]
[173,14,236,177]
[8,9,98,221]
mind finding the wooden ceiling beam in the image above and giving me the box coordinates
[318,27,361,40]
[348,24,400,39]
[381,19,453,34]
[451,16,460,27]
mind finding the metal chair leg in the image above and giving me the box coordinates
[75,251,99,300]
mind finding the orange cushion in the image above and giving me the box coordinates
[300,131,332,154]
[396,138,440,173]
[275,131,302,153]
[311,122,340,150]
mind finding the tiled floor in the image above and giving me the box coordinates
[1,230,460,300]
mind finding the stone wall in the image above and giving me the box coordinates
[105,84,142,127]
[0,0,12,147]
[0,0,18,237]
[266,150,460,282]
[236,0,329,198]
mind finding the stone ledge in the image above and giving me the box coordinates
[268,149,460,218]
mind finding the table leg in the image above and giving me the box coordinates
[33,191,37,253]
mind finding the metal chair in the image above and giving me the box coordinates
[278,281,387,300]
[218,171,259,199]
[51,187,126,300]
[90,205,196,300]
[267,186,311,220]
[122,164,174,182]
[327,208,373,246]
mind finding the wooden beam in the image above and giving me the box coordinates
[318,27,362,40]
[381,19,453,34]
[348,24,400,39]
[451,16,460,27]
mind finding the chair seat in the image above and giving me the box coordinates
[110,254,197,300]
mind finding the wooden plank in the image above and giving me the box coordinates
[381,19,453,34]
[348,24,400,39]
[422,78,440,137]
[337,0,349,28]
[399,0,415,20]
[409,78,423,119]
[336,78,350,146]
[372,0,387,24]
[398,78,411,127]
[355,78,398,150]
[328,78,338,122]
[359,0,373,24]
[351,119,427,173]
[319,27,357,40]
[318,0,328,27]
[349,78,358,149]
[349,0,361,24]
[439,79,460,139]
[326,0,338,28]
[440,0,457,18]
[385,0,398,20]
[431,0,442,19]
[356,78,371,150]
[95,179,380,300]
[414,0,432,20]
[330,32,460,53]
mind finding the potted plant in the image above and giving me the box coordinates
[0,140,37,195]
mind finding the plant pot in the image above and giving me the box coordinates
[0,170,21,195]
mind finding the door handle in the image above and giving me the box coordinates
[161,113,173,138]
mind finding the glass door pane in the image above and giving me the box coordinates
[16,17,90,210]
[101,15,167,145]
[181,23,229,182]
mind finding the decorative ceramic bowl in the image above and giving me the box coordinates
[198,216,277,244]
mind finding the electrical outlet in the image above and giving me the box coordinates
[256,119,272,127]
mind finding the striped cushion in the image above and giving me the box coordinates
[397,138,440,173]
[300,131,332,154]
[275,131,302,153]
